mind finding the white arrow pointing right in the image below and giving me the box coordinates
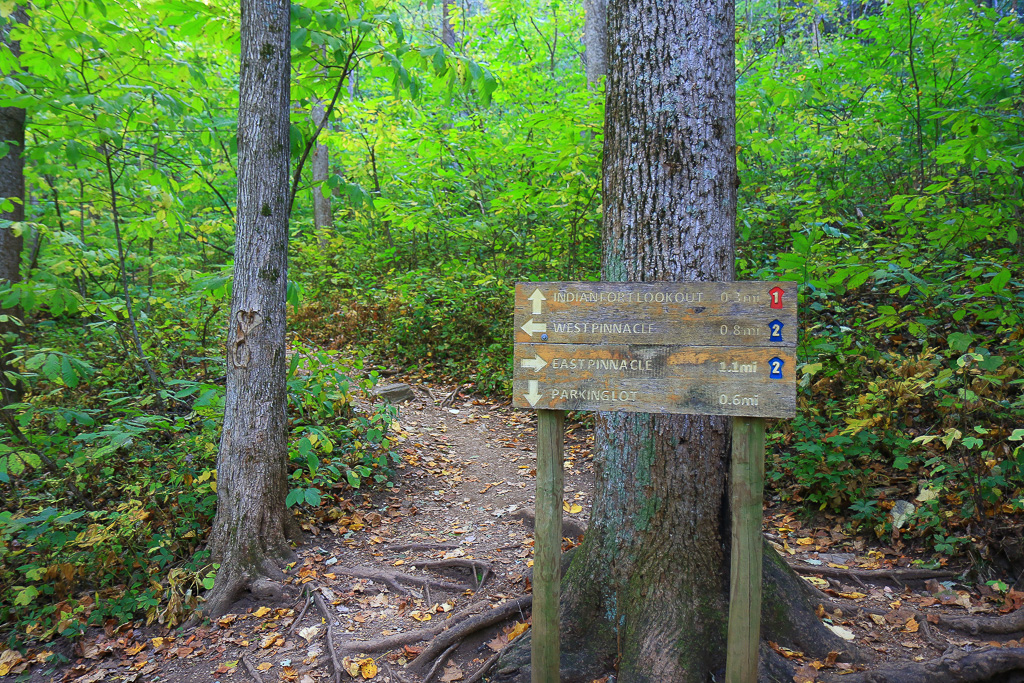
[523,380,542,407]
[520,354,548,372]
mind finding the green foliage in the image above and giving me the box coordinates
[0,0,1022,653]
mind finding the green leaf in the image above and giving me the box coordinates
[303,488,321,506]
[61,356,78,388]
[346,470,361,489]
[14,585,40,606]
[285,488,304,508]
[947,332,974,352]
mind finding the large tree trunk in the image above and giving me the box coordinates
[203,0,296,619]
[493,0,852,679]
[0,8,26,408]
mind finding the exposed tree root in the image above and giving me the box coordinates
[440,383,462,408]
[816,598,947,649]
[241,654,265,683]
[312,588,343,683]
[194,553,298,624]
[330,599,493,655]
[939,607,1024,636]
[821,646,1024,683]
[408,595,533,672]
[465,650,503,683]
[387,543,458,553]
[790,563,957,585]
[409,559,493,589]
[287,590,313,637]
[342,565,470,595]
[422,642,459,683]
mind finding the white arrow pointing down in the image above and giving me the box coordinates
[523,380,542,407]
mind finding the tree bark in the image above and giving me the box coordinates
[311,103,333,234]
[203,0,296,618]
[441,0,457,49]
[493,0,851,680]
[0,8,27,407]
[583,0,607,84]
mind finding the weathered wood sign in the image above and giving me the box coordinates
[512,281,797,418]
[513,281,797,683]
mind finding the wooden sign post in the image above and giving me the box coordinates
[512,281,796,683]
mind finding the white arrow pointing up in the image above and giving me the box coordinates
[520,354,548,372]
[523,380,542,407]
[527,289,546,315]
[520,318,547,337]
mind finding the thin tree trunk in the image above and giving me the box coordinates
[441,0,457,48]
[202,0,295,619]
[0,7,28,406]
[583,0,607,84]
[311,103,333,234]
[101,145,164,410]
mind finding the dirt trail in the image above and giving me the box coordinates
[18,382,1024,683]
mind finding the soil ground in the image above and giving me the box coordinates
[8,381,1024,683]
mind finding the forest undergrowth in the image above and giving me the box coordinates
[1,0,1023,670]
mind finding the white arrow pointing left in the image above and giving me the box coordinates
[523,380,542,407]
[520,354,548,372]
[520,318,547,337]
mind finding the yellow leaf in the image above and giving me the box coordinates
[257,662,273,671]
[409,611,432,622]
[254,606,272,618]
[259,632,282,649]
[838,592,867,600]
[0,648,25,676]
[567,504,582,514]
[904,617,919,633]
[342,657,361,677]
[803,576,828,588]
[507,622,529,640]
[796,538,815,546]
[359,658,378,679]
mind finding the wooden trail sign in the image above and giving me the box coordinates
[512,281,796,683]
[513,281,797,419]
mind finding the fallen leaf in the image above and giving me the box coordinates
[259,633,283,649]
[838,592,866,600]
[0,649,25,676]
[298,626,320,643]
[793,663,818,683]
[440,663,464,682]
[869,614,886,626]
[825,624,855,640]
[796,537,815,545]
[257,662,273,671]
[254,606,272,618]
[409,611,432,622]
[214,660,239,674]
[359,657,378,679]
[767,641,804,659]
[217,614,237,627]
[507,622,529,640]
[904,617,919,633]
[125,642,146,656]
[282,665,299,681]
[342,657,361,677]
